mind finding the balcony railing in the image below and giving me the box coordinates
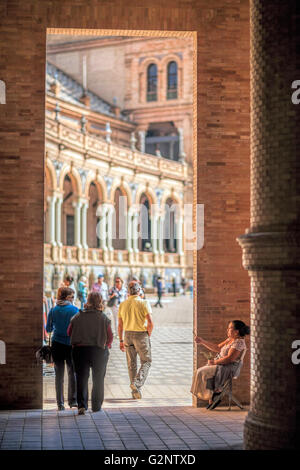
[45,116,189,182]
[44,244,182,267]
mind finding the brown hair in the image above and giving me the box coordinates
[84,291,104,311]
[115,277,123,284]
[57,287,74,300]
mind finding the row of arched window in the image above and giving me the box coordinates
[45,173,180,254]
[147,61,178,102]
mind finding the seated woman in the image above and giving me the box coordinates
[191,320,250,409]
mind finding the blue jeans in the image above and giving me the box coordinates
[72,346,109,411]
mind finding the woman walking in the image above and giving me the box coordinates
[46,287,78,411]
[68,292,113,415]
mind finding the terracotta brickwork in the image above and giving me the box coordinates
[0,0,250,415]
[238,0,300,450]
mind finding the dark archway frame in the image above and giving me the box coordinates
[0,2,250,411]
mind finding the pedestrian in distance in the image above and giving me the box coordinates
[172,276,177,297]
[118,281,154,399]
[78,276,88,309]
[154,276,163,308]
[92,273,109,303]
[68,292,113,415]
[131,275,146,299]
[181,277,187,296]
[108,276,128,336]
[63,275,77,303]
[188,278,193,299]
[46,287,78,411]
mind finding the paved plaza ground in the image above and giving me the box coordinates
[0,296,247,450]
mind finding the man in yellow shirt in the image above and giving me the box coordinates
[118,281,154,399]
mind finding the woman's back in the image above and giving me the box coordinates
[70,309,110,349]
[47,303,79,345]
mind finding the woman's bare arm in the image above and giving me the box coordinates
[218,338,230,348]
[195,336,221,353]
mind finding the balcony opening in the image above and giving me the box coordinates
[145,122,180,161]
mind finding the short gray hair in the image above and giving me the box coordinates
[129,281,140,296]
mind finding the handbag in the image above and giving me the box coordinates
[107,295,118,307]
[36,332,53,364]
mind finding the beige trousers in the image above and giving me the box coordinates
[124,331,152,390]
[190,364,217,401]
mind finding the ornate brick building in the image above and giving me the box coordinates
[44,35,193,292]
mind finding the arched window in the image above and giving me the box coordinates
[147,64,157,102]
[167,61,178,100]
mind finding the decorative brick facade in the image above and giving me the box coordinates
[0,0,251,420]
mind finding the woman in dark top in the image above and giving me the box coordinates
[46,286,79,411]
[68,291,113,415]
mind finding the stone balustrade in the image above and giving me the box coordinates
[45,115,188,182]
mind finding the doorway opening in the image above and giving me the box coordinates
[43,28,196,410]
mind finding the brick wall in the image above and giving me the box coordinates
[0,0,250,408]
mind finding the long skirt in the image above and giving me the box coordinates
[190,364,217,401]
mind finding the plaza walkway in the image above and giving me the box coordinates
[0,296,247,450]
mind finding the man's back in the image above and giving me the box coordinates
[118,295,150,332]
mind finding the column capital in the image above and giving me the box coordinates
[96,202,112,217]
[47,194,57,204]
[53,190,64,201]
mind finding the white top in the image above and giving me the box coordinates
[92,281,109,301]
[219,338,246,359]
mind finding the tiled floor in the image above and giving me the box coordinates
[0,296,247,450]
[0,407,246,450]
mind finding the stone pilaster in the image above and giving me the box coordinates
[177,215,184,256]
[106,204,114,252]
[97,203,108,252]
[47,194,57,246]
[126,209,133,253]
[55,194,63,247]
[158,216,165,255]
[73,198,83,248]
[81,200,89,250]
[132,211,139,254]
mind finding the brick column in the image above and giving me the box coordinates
[238,1,300,450]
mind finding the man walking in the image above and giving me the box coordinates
[154,276,163,308]
[118,281,154,399]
